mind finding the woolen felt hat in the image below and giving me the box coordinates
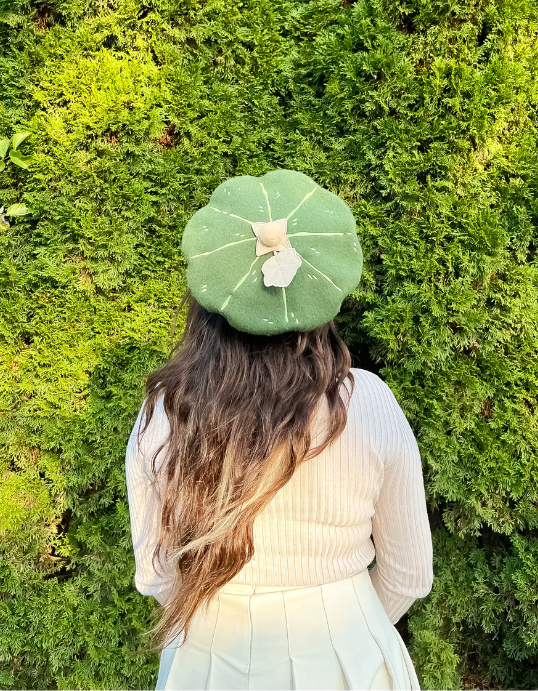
[182,169,363,335]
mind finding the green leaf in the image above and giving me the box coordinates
[0,160,5,172]
[8,149,32,169]
[11,132,31,151]
[183,170,361,335]
[0,138,10,158]
[6,203,28,216]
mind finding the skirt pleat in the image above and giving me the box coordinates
[282,585,348,690]
[156,570,420,691]
[156,593,222,690]
[350,573,410,689]
[207,591,253,689]
[249,592,293,690]
[319,576,386,690]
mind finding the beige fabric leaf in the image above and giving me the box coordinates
[261,248,302,287]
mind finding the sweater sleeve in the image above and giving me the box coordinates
[125,396,175,606]
[365,375,434,624]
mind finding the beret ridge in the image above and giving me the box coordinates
[182,169,363,335]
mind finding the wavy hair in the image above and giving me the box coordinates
[140,296,354,648]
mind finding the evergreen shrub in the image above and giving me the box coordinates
[1,0,538,688]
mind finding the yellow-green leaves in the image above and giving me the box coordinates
[8,148,32,169]
[0,204,28,231]
[11,131,30,150]
[0,138,10,159]
[5,203,28,216]
[0,132,33,171]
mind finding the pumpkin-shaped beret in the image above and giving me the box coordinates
[182,169,363,335]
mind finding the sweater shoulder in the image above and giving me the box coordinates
[348,368,395,402]
[349,368,385,385]
[345,369,410,447]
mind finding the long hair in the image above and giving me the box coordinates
[140,296,354,648]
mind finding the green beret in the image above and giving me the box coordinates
[182,170,363,335]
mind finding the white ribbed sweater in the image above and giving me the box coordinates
[125,368,433,624]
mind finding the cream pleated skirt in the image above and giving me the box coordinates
[156,569,420,690]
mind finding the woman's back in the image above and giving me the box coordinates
[127,368,432,625]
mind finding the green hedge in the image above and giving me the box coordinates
[2,0,538,688]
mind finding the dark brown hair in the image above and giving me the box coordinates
[140,296,354,648]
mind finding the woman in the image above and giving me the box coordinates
[125,170,433,690]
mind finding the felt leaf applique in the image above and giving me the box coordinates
[262,248,302,287]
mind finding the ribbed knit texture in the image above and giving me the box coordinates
[125,369,433,624]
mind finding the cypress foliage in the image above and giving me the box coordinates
[1,0,538,688]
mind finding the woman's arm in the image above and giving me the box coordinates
[366,376,434,624]
[125,396,175,606]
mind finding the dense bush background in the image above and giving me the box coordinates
[2,0,538,688]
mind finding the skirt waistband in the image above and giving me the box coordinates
[220,568,370,595]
